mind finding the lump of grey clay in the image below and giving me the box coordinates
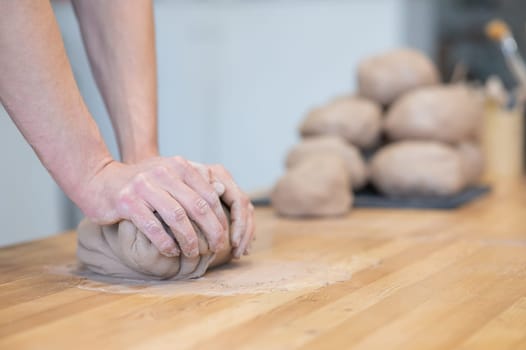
[370,141,467,197]
[457,141,485,185]
[271,154,352,217]
[77,210,232,281]
[384,84,483,144]
[299,96,382,149]
[285,135,368,189]
[357,48,440,106]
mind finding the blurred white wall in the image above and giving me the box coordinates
[0,106,66,246]
[0,0,437,246]
[154,0,408,191]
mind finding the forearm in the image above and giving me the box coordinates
[72,0,159,163]
[0,0,113,209]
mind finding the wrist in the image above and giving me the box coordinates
[121,143,159,164]
[72,155,120,221]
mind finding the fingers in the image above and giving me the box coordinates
[138,180,200,257]
[210,164,254,258]
[152,164,226,252]
[172,183,226,252]
[117,194,179,257]
[171,157,229,232]
[234,203,255,258]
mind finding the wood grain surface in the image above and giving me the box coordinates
[1,182,525,349]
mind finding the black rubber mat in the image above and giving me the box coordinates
[251,185,491,210]
[352,185,490,209]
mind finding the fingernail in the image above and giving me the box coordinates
[167,247,180,257]
[233,233,241,248]
[190,247,199,257]
[213,181,225,196]
[159,240,178,257]
[215,238,226,252]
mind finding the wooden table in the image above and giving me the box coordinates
[1,183,526,349]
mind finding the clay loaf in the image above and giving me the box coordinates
[300,96,382,149]
[285,136,368,189]
[384,84,483,143]
[77,207,232,281]
[357,48,440,106]
[370,141,467,197]
[271,154,352,217]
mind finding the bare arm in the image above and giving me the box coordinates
[0,0,112,209]
[0,0,229,257]
[71,0,158,163]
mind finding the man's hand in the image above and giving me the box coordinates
[80,156,229,258]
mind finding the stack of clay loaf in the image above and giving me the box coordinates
[272,48,484,217]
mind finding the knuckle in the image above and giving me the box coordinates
[198,166,212,182]
[204,190,220,205]
[115,202,129,217]
[172,155,185,163]
[194,198,210,215]
[141,219,163,238]
[172,156,190,170]
[211,163,226,172]
[116,190,134,215]
[151,165,169,178]
[118,187,134,200]
[172,206,187,222]
[132,173,149,192]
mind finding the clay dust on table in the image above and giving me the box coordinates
[48,255,380,296]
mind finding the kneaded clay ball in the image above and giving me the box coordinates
[370,141,467,197]
[77,209,232,280]
[285,135,368,189]
[300,96,382,149]
[384,84,483,144]
[457,141,484,185]
[357,48,440,106]
[271,155,352,217]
